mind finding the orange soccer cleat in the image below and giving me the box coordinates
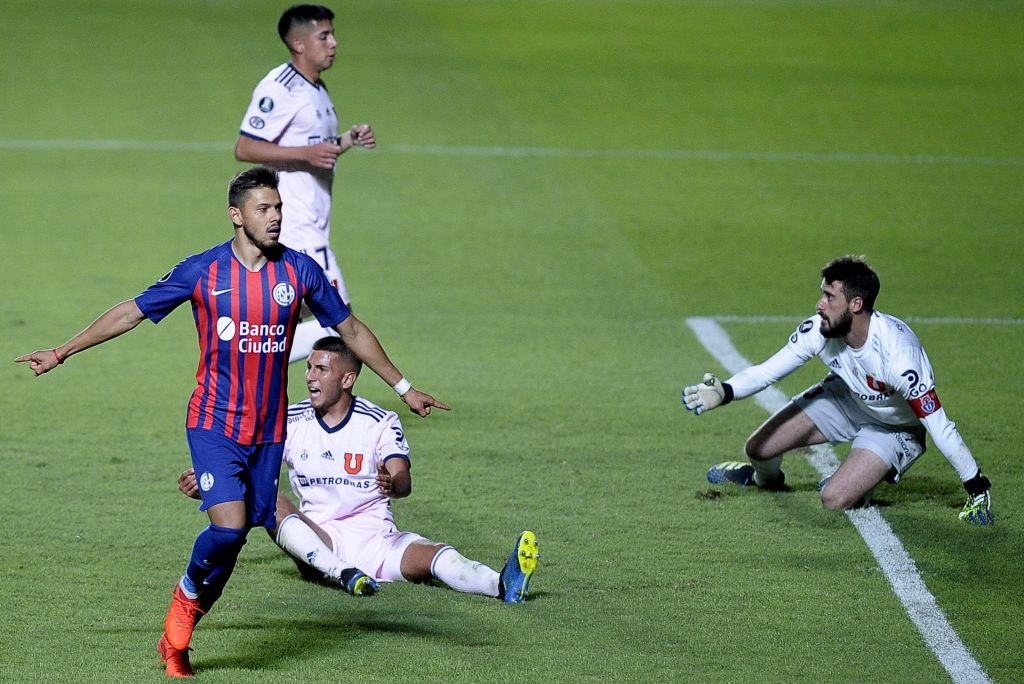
[163,585,205,651]
[157,633,194,678]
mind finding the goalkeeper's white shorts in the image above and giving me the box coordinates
[794,375,926,483]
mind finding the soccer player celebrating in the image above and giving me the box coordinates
[178,336,539,605]
[235,4,375,363]
[681,255,993,524]
[16,166,449,678]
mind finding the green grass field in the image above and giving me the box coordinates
[3,1,1024,681]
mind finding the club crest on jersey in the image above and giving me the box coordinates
[199,472,215,491]
[272,282,295,306]
[248,116,265,129]
[259,97,274,112]
[344,453,364,474]
[909,388,942,418]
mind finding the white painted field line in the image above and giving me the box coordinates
[686,316,991,684]
[2,138,1023,167]
[710,314,1024,325]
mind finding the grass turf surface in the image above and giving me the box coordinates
[3,1,1024,681]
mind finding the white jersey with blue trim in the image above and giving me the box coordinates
[239,62,339,249]
[284,396,410,526]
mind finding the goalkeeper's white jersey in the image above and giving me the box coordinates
[284,396,410,527]
[727,311,981,481]
[239,62,339,248]
[728,312,940,427]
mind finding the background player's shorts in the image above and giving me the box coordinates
[294,242,350,305]
[186,427,283,528]
[318,515,428,582]
[793,376,926,482]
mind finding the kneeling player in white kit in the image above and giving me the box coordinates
[181,336,539,602]
[681,255,994,524]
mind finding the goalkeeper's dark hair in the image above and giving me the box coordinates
[312,336,362,375]
[278,4,335,44]
[821,255,880,311]
[228,166,279,208]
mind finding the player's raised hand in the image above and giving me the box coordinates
[682,372,726,415]
[349,124,375,149]
[178,467,201,500]
[376,462,393,496]
[401,387,451,417]
[15,349,62,376]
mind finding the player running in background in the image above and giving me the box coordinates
[681,255,993,524]
[178,336,539,605]
[235,4,375,362]
[17,167,449,678]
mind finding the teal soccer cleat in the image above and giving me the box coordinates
[499,531,539,604]
[339,568,379,596]
[707,461,785,490]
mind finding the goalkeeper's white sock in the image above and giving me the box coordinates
[289,320,339,364]
[430,546,500,597]
[751,456,784,487]
[276,514,346,580]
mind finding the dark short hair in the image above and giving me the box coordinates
[821,255,880,311]
[228,166,279,208]
[278,4,334,44]
[311,336,362,374]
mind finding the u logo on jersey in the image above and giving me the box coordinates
[866,375,888,392]
[343,453,364,474]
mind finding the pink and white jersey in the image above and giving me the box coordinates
[239,62,339,250]
[283,396,410,526]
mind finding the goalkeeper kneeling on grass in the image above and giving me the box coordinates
[681,255,993,525]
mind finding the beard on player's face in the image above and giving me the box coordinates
[820,308,853,339]
[242,221,282,256]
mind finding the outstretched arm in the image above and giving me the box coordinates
[334,314,450,417]
[15,299,146,376]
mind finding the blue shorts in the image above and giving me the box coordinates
[186,428,283,529]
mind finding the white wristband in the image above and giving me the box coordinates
[392,377,412,396]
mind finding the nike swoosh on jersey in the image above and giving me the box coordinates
[211,288,234,296]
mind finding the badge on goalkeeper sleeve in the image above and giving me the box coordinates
[682,373,732,415]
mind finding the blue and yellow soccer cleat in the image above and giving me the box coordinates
[338,568,379,596]
[499,531,539,604]
[707,461,785,490]
[707,461,757,486]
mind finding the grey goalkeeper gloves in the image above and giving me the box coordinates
[959,472,994,525]
[682,373,733,415]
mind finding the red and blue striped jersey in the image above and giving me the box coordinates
[135,239,350,445]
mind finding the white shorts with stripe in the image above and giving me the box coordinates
[319,515,427,582]
[793,375,927,483]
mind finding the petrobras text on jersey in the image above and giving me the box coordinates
[295,474,373,489]
[217,317,288,354]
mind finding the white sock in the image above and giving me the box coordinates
[752,456,784,487]
[289,320,340,364]
[430,546,500,597]
[275,514,346,580]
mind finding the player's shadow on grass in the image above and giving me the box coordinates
[196,614,491,672]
